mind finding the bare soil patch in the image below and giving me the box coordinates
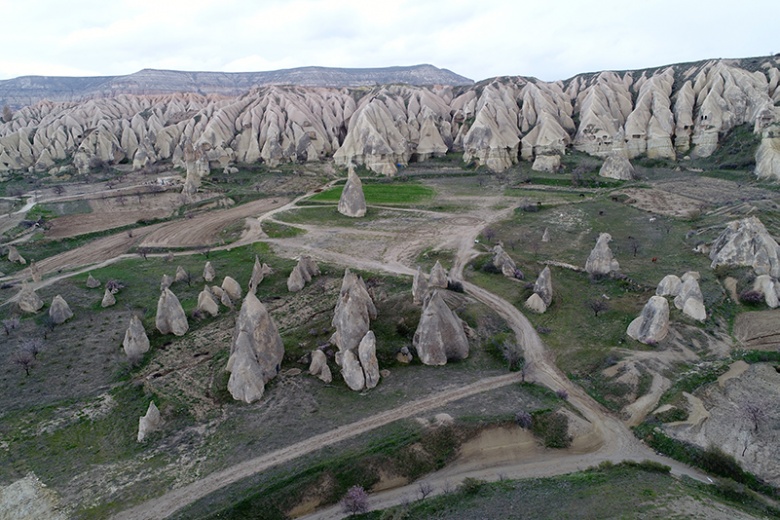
[617,187,704,217]
[139,197,288,249]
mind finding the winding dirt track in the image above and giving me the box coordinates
[7,179,709,519]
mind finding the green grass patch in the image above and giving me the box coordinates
[260,220,306,238]
[308,182,435,205]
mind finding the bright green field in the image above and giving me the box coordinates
[308,183,434,205]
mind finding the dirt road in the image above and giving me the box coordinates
[111,372,524,520]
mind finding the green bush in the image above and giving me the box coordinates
[531,410,571,448]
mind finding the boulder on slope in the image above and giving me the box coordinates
[627,295,670,345]
[492,245,517,278]
[17,284,43,313]
[429,260,449,288]
[358,331,380,389]
[412,265,428,305]
[709,217,780,278]
[533,266,553,307]
[287,255,320,292]
[524,292,547,314]
[337,166,367,218]
[248,256,272,294]
[331,269,376,352]
[155,288,189,336]
[585,233,620,277]
[203,261,216,282]
[197,286,219,316]
[101,287,116,307]
[137,401,161,442]
[656,274,682,297]
[221,276,242,302]
[123,315,150,358]
[412,290,469,365]
[599,154,636,180]
[48,295,73,324]
[86,273,101,288]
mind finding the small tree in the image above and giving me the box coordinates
[586,299,610,317]
[21,338,43,359]
[341,485,369,515]
[11,349,35,376]
[106,279,125,294]
[417,481,434,500]
[2,315,20,335]
[515,410,532,429]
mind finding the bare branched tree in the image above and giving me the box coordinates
[417,481,434,500]
[341,485,369,515]
[11,349,35,376]
[2,315,20,335]
[586,299,610,317]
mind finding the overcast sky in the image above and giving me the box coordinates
[1,0,777,82]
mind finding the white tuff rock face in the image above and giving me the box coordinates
[221,276,242,302]
[287,255,320,292]
[17,284,43,313]
[598,154,636,180]
[585,233,620,277]
[225,292,284,403]
[160,274,173,291]
[531,154,561,172]
[358,331,380,389]
[0,474,69,520]
[428,260,449,289]
[155,288,189,336]
[412,265,428,305]
[340,349,366,391]
[248,256,272,294]
[7,245,26,265]
[174,265,189,284]
[137,401,161,442]
[709,217,780,278]
[86,273,101,288]
[308,349,332,383]
[755,135,780,180]
[413,290,469,365]
[203,261,216,282]
[752,274,779,308]
[337,166,367,218]
[1,59,778,176]
[656,274,682,297]
[674,272,706,322]
[524,292,547,314]
[533,266,553,307]
[48,295,73,324]
[627,295,670,345]
[123,315,150,358]
[197,286,219,316]
[101,287,116,307]
[331,269,377,353]
[492,245,517,278]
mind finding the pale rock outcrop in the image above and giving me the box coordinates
[86,273,101,288]
[627,295,670,344]
[674,273,706,322]
[48,295,73,324]
[599,154,636,180]
[358,331,380,389]
[248,256,272,294]
[331,269,377,352]
[755,136,780,180]
[656,274,682,297]
[542,227,550,242]
[221,276,242,302]
[533,266,553,306]
[174,266,189,284]
[0,474,69,520]
[225,292,284,403]
[220,290,234,309]
[155,288,189,336]
[337,166,367,218]
[412,265,428,305]
[28,262,41,283]
[101,287,116,307]
[287,255,320,292]
[197,286,219,316]
[211,285,224,300]
[340,349,366,391]
[413,290,469,365]
[7,245,26,264]
[123,315,150,358]
[308,349,332,383]
[160,274,173,291]
[753,274,779,308]
[531,154,561,172]
[524,292,547,314]
[396,346,413,364]
[429,260,448,288]
[17,284,43,313]
[137,401,161,442]
[492,245,517,278]
[709,217,780,278]
[203,261,216,282]
[585,233,620,277]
